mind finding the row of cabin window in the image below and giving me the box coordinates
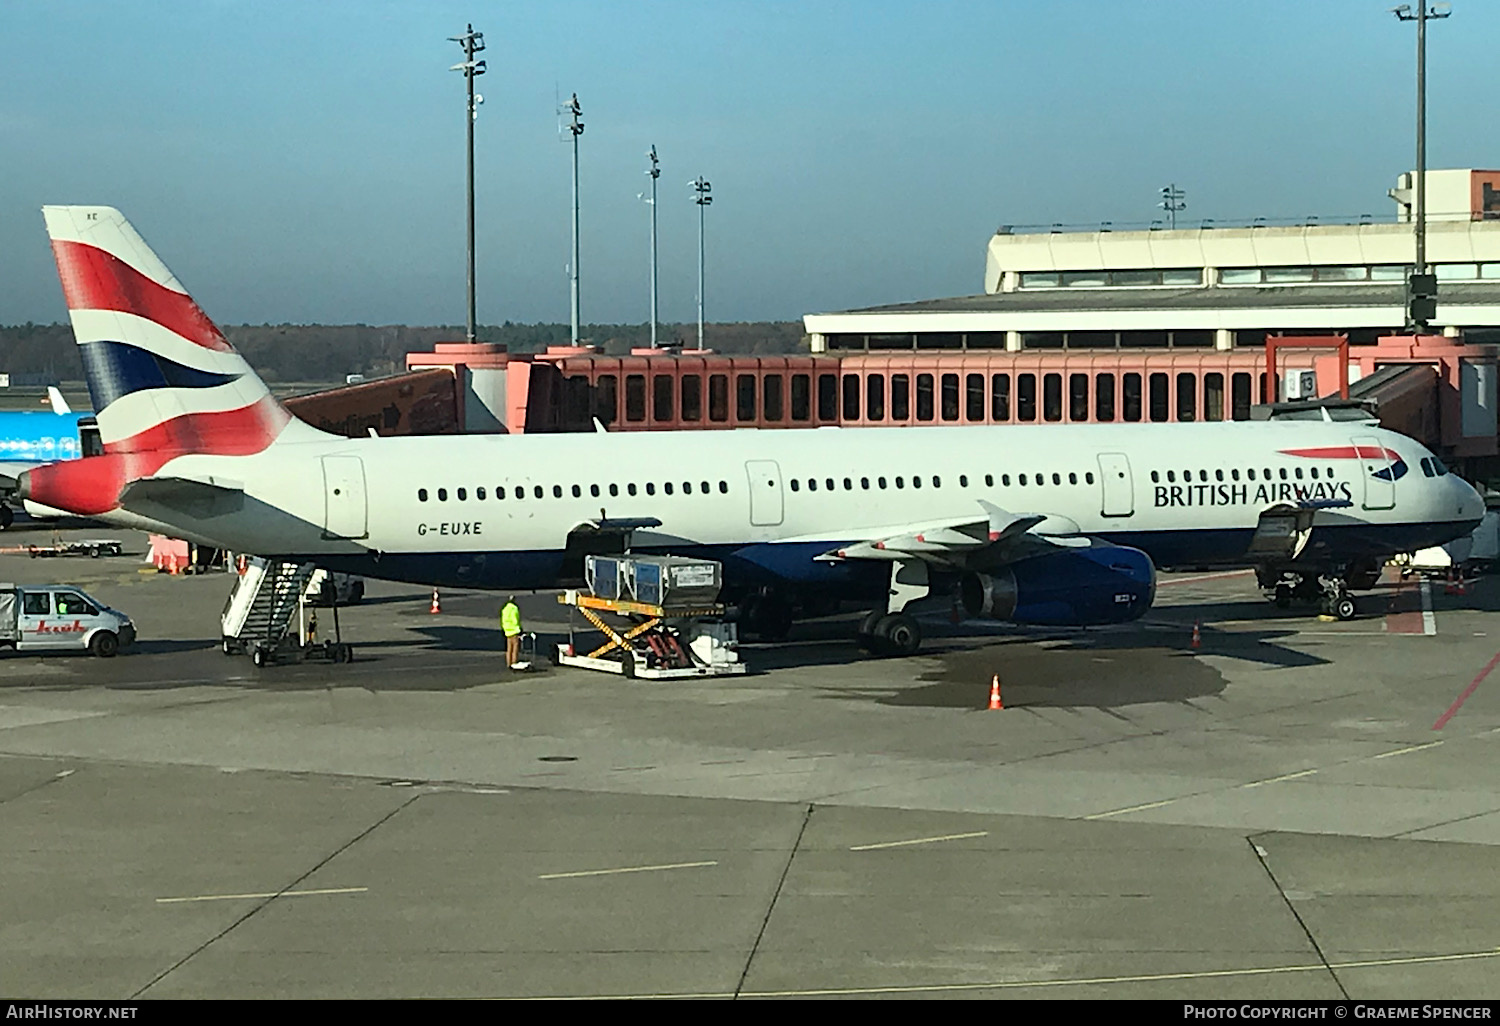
[789,470,1097,493]
[588,370,1261,425]
[418,480,732,503]
[1150,466,1338,484]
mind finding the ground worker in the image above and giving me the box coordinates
[501,595,522,667]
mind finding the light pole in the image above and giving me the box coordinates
[564,93,583,346]
[1159,184,1186,230]
[1393,3,1451,330]
[690,177,712,349]
[645,146,661,348]
[449,24,486,343]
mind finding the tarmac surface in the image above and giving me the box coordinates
[4,523,1500,998]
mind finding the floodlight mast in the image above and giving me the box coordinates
[449,24,486,343]
[691,177,713,349]
[565,93,584,346]
[1159,184,1186,230]
[1393,2,1452,329]
[646,146,661,348]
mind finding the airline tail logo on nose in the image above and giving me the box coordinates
[1278,445,1408,482]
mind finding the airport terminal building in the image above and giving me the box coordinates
[805,169,1500,354]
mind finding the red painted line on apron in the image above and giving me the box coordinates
[1385,577,1425,635]
[1434,650,1500,730]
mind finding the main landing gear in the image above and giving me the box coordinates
[857,559,930,657]
[857,610,922,657]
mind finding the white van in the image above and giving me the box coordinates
[0,584,136,657]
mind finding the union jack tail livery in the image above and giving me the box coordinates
[29,207,325,514]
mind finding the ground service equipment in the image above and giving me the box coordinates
[0,583,135,657]
[556,554,744,678]
[221,558,352,666]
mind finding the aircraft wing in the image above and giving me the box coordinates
[809,500,1090,570]
[118,476,245,520]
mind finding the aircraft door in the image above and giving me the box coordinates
[744,460,784,527]
[322,455,369,539]
[1352,435,1395,511]
[1097,452,1134,517]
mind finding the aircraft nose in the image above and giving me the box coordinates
[1456,476,1486,522]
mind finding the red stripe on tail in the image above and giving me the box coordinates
[51,240,232,353]
[24,398,290,515]
[103,396,290,456]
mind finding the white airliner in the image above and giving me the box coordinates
[19,206,1484,654]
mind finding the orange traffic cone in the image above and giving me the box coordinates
[168,553,180,576]
[429,589,441,614]
[988,674,1003,711]
[1191,620,1201,650]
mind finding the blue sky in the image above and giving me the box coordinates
[1,1,1495,327]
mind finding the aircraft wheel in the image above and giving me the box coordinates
[1274,585,1292,609]
[1333,595,1357,621]
[856,609,884,652]
[875,613,922,657]
[0,505,12,529]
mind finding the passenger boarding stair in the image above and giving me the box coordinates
[220,558,317,663]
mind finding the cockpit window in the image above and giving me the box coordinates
[1431,456,1450,476]
[1420,458,1435,478]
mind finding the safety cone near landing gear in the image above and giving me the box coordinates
[1191,620,1202,650]
[988,674,1003,711]
[430,589,441,615]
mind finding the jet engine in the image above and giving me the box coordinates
[960,543,1156,626]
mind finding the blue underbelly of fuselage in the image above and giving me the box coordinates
[295,518,1481,593]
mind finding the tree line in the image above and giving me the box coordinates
[0,321,809,384]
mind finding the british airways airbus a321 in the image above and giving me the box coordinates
[17,206,1484,654]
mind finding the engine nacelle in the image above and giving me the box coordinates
[961,544,1157,626]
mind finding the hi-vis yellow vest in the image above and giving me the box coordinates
[501,603,521,636]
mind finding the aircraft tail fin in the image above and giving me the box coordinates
[41,206,323,458]
[22,207,327,516]
[46,386,71,416]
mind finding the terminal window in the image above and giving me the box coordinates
[916,374,935,421]
[709,374,730,422]
[843,374,861,421]
[737,374,758,422]
[892,374,911,420]
[817,373,838,421]
[1149,374,1169,422]
[790,374,811,421]
[966,374,985,421]
[681,374,703,422]
[653,374,674,423]
[991,373,1010,421]
[941,373,960,421]
[625,374,646,422]
[1016,374,1037,421]
[866,374,885,421]
[1123,373,1142,422]
[763,375,784,421]
[1043,373,1063,421]
[1095,373,1115,421]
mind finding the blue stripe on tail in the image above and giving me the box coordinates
[79,340,242,411]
